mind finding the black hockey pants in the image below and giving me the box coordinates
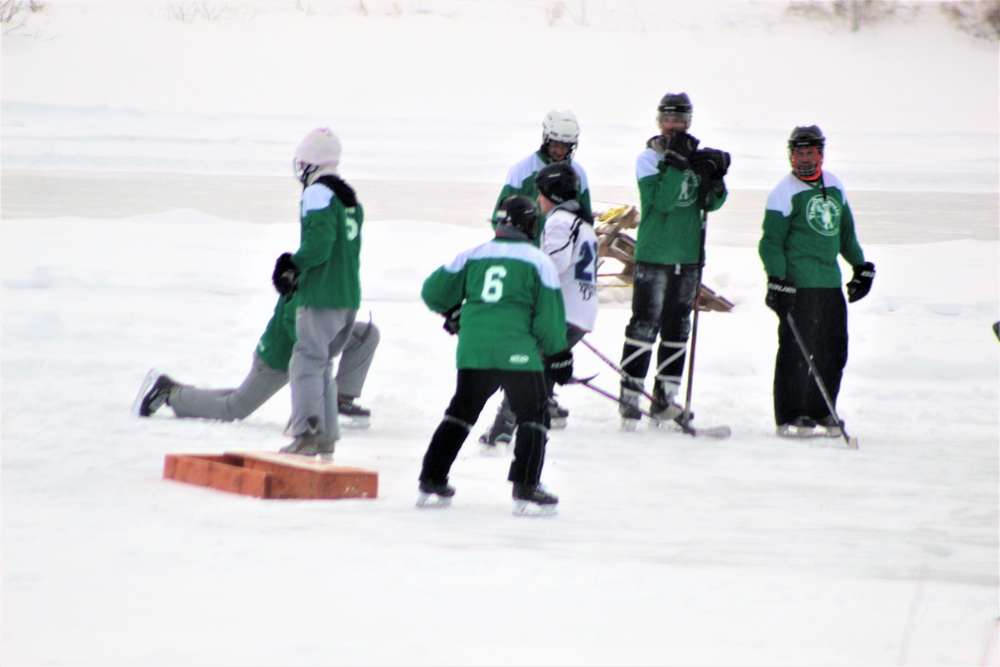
[620,261,700,394]
[773,287,848,426]
[421,369,550,486]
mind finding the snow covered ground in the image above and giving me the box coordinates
[2,2,998,665]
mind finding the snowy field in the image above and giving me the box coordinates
[2,2,998,666]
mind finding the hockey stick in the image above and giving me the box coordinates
[568,376,658,420]
[568,371,731,439]
[784,313,859,449]
[678,203,710,431]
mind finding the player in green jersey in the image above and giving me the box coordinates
[618,92,730,430]
[759,125,875,437]
[418,196,573,515]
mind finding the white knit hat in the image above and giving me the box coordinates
[294,128,342,169]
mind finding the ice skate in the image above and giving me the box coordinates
[416,479,455,508]
[776,416,819,438]
[512,482,559,516]
[547,397,569,430]
[650,385,683,425]
[817,415,843,438]
[134,370,177,417]
[619,386,642,431]
[478,402,515,455]
[337,395,371,430]
[316,440,335,461]
[281,416,321,456]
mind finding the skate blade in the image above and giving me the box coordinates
[416,493,452,509]
[512,500,558,517]
[339,415,371,430]
[132,368,159,417]
[777,426,821,438]
[620,418,639,432]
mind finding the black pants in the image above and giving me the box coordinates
[421,369,549,486]
[620,261,700,393]
[774,288,848,426]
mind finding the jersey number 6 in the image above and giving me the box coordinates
[481,265,507,303]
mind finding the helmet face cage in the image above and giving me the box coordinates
[535,162,579,205]
[293,158,318,186]
[787,125,825,180]
[542,111,579,161]
[496,195,540,240]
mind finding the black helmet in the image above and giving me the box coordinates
[788,125,826,152]
[657,92,693,115]
[788,125,825,181]
[535,162,580,205]
[495,195,540,240]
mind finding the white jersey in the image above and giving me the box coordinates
[541,203,599,332]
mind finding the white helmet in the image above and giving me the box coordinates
[294,128,341,185]
[542,110,580,145]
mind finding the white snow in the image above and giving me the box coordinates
[1,2,998,666]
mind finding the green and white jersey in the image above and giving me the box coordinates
[633,147,727,265]
[255,294,296,372]
[291,181,363,309]
[758,171,866,288]
[491,151,592,230]
[422,237,568,371]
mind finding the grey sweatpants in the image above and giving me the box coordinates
[169,320,379,421]
[288,307,357,443]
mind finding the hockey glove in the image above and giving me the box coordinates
[545,349,574,386]
[846,262,876,303]
[648,132,699,172]
[689,148,731,180]
[442,305,461,335]
[272,253,300,295]
[765,276,796,316]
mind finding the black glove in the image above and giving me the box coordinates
[765,276,796,316]
[648,132,699,171]
[272,253,300,295]
[690,148,731,180]
[846,262,875,303]
[442,305,461,335]
[545,349,574,386]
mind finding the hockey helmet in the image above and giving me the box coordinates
[657,92,692,128]
[495,195,540,240]
[541,110,580,160]
[787,125,825,181]
[535,161,580,205]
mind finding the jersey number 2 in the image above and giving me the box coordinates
[574,241,598,282]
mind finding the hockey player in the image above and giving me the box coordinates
[418,195,573,515]
[276,127,364,457]
[478,161,598,448]
[491,110,593,231]
[759,125,875,437]
[134,293,379,434]
[618,92,730,430]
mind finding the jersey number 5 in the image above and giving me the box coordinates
[345,208,360,241]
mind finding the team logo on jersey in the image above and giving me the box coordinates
[805,195,841,236]
[677,172,701,208]
[509,354,530,365]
